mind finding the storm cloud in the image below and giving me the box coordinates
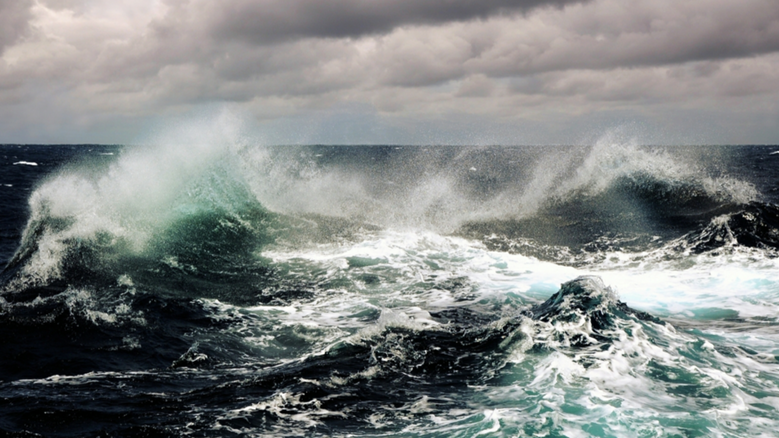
[0,0,33,52]
[1,0,778,144]
[198,0,586,43]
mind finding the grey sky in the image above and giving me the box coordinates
[1,0,778,144]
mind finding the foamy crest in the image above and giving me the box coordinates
[5,111,250,289]
[245,137,759,233]
[550,134,757,205]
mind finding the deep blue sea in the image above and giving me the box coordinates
[1,143,779,437]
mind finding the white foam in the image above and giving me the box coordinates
[263,230,578,317]
[551,139,757,205]
[13,161,38,166]
[253,229,779,435]
[7,111,251,288]
[592,249,779,320]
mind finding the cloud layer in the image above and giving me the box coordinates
[1,0,778,144]
[204,0,586,42]
[0,0,33,52]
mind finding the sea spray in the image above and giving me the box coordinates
[2,143,779,437]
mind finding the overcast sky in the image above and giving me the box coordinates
[1,0,778,145]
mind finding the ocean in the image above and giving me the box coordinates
[1,142,778,437]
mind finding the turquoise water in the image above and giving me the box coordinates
[1,142,778,436]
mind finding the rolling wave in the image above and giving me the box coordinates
[3,140,765,289]
[2,139,778,436]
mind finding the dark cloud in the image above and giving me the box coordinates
[200,0,585,44]
[0,0,33,52]
[2,0,779,144]
[136,0,779,94]
[461,0,779,77]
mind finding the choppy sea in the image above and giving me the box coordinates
[1,142,779,437]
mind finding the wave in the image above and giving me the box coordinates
[2,199,777,436]
[469,200,779,267]
[676,201,779,253]
[1,159,269,292]
[3,275,759,435]
[0,133,767,296]
[458,140,761,254]
[2,135,778,436]
[176,276,668,434]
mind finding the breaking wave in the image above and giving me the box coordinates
[2,132,778,437]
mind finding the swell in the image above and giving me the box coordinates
[1,141,777,437]
[1,167,271,293]
[2,141,768,293]
[1,276,760,436]
[673,201,779,253]
[0,277,658,419]
[451,143,769,263]
[465,199,779,266]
